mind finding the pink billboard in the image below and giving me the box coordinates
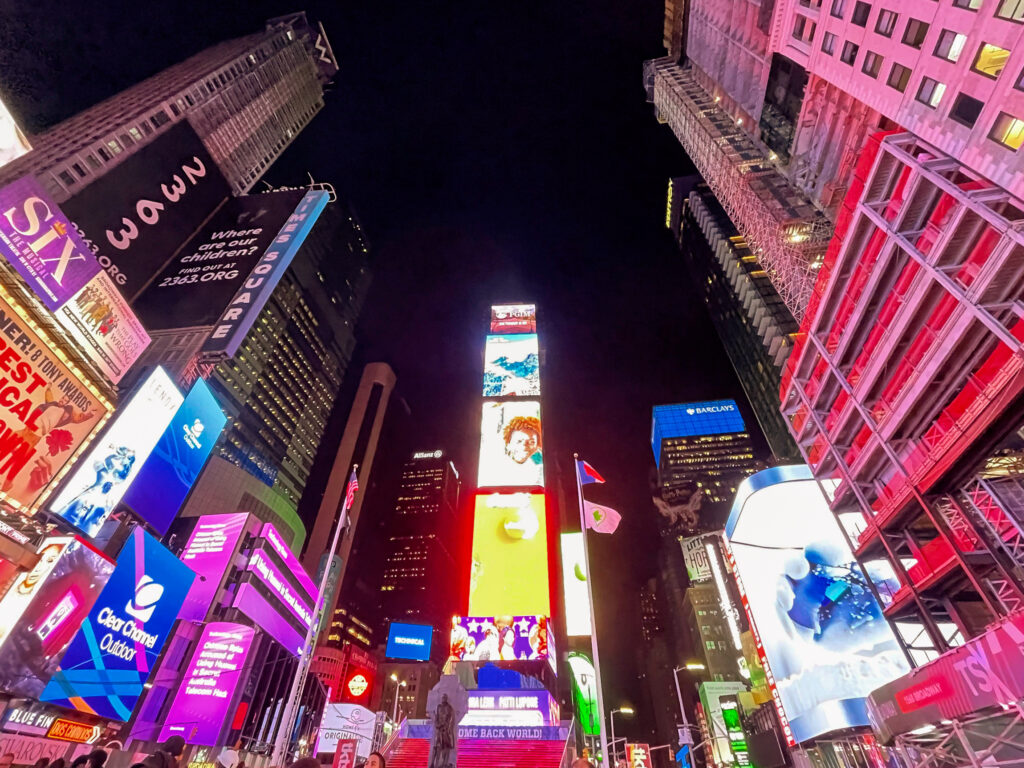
[159,622,254,746]
[177,513,248,621]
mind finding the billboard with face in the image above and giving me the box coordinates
[489,304,536,334]
[0,537,115,697]
[48,367,183,538]
[122,378,227,534]
[483,334,539,397]
[0,292,110,513]
[0,537,71,649]
[449,615,550,664]
[0,176,102,309]
[724,465,909,744]
[159,622,254,746]
[40,527,196,719]
[560,532,592,637]
[477,402,543,489]
[61,121,231,300]
[469,493,549,617]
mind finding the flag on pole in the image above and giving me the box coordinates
[583,500,622,534]
[345,469,359,510]
[577,460,605,485]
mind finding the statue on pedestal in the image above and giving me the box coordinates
[426,675,468,768]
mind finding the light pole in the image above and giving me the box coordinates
[389,674,406,723]
[609,707,633,766]
[672,663,703,747]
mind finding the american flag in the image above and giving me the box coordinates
[345,469,359,510]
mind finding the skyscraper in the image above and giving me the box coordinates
[379,450,461,642]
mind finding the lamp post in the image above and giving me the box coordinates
[609,707,633,766]
[392,678,407,723]
[672,663,703,747]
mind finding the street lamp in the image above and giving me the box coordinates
[673,664,703,747]
[390,676,407,723]
[609,707,634,765]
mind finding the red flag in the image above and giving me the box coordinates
[345,469,359,510]
[577,460,606,485]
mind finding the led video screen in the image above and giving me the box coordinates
[449,615,550,663]
[483,334,540,397]
[477,401,543,489]
[386,622,433,661]
[469,493,549,617]
[490,304,536,334]
[725,465,909,744]
[560,532,592,637]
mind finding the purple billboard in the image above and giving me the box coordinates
[0,176,102,309]
[177,513,248,622]
[448,616,551,664]
[159,622,254,746]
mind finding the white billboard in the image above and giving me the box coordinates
[0,98,31,170]
[47,367,183,537]
[560,532,592,636]
[681,534,714,582]
[316,703,376,759]
[477,401,543,488]
[724,465,908,744]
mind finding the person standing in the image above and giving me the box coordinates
[142,736,185,768]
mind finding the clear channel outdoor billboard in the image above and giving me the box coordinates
[483,333,539,397]
[477,401,543,489]
[724,465,909,745]
[48,367,183,538]
[469,493,549,617]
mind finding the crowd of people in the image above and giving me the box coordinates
[0,739,387,768]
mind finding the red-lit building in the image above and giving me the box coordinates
[781,130,1024,760]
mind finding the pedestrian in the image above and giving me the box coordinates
[365,752,386,768]
[30,759,48,768]
[86,751,107,768]
[48,760,67,768]
[69,756,88,768]
[571,748,595,768]
[142,735,186,768]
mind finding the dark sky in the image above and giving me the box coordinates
[0,0,761,744]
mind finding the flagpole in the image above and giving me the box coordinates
[271,463,359,767]
[575,453,610,766]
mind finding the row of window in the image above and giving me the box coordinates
[832,0,1024,24]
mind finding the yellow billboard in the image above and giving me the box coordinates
[469,493,550,617]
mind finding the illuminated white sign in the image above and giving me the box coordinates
[706,538,742,653]
[413,450,443,459]
[560,532,592,636]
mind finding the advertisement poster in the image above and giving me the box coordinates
[316,704,376,757]
[0,98,31,170]
[626,743,654,768]
[159,622,254,746]
[0,176,102,309]
[0,537,71,649]
[463,689,557,727]
[477,401,543,489]
[449,615,549,664]
[0,537,115,698]
[681,534,713,583]
[483,334,540,397]
[725,466,909,744]
[41,527,196,720]
[176,512,249,622]
[48,367,183,538]
[385,622,433,662]
[202,190,329,357]
[567,653,599,737]
[490,304,536,334]
[55,271,151,384]
[698,682,747,765]
[122,378,227,534]
[560,532,592,637]
[469,493,549,617]
[0,292,110,513]
[61,121,231,300]
[134,190,307,330]
[331,740,358,768]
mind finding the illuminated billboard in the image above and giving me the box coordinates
[560,532,592,636]
[567,653,599,737]
[0,291,110,513]
[48,367,183,538]
[55,271,151,384]
[0,99,31,169]
[698,681,747,765]
[159,622,254,745]
[0,537,72,649]
[386,621,433,661]
[462,688,559,727]
[449,615,550,663]
[681,534,714,583]
[490,304,536,334]
[177,512,248,621]
[724,465,909,744]
[0,537,115,698]
[483,334,539,397]
[122,378,227,534]
[316,704,376,758]
[477,401,543,489]
[41,527,195,720]
[469,493,549,616]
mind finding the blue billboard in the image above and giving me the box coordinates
[651,400,746,466]
[40,527,196,720]
[123,379,227,534]
[385,622,433,661]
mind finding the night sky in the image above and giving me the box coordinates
[1,0,762,743]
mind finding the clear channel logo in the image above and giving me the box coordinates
[125,574,164,623]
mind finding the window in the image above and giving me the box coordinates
[71,162,86,178]
[106,139,122,155]
[86,153,100,170]
[934,30,968,62]
[903,18,930,49]
[887,63,912,91]
[997,0,1024,20]
[57,170,75,186]
[973,43,1010,79]
[97,146,111,162]
[1017,67,1024,90]
[863,51,883,77]
[852,1,871,25]
[841,40,860,64]
[793,15,816,42]
[950,93,985,126]
[831,0,846,17]
[822,31,837,54]
[916,76,946,107]
[953,0,983,6]
[876,9,898,36]
[991,112,1024,149]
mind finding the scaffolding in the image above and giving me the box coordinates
[646,58,832,321]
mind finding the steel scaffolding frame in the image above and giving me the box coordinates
[893,706,1024,768]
